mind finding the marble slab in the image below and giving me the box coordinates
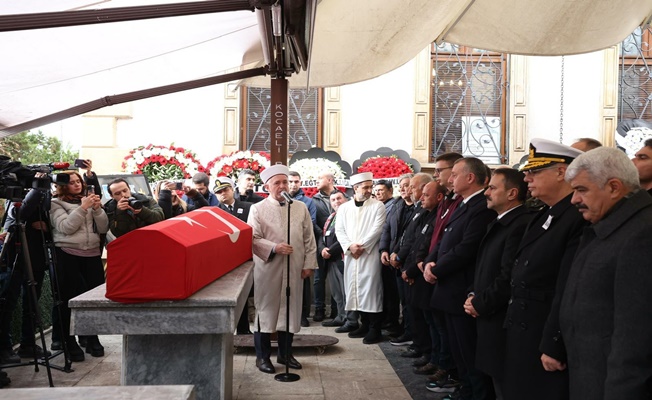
[2,385,196,400]
[70,262,253,336]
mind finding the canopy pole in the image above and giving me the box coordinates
[270,77,289,165]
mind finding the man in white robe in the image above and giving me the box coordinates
[335,172,386,344]
[248,165,317,374]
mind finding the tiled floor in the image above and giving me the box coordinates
[3,324,414,400]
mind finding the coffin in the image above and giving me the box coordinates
[105,207,252,303]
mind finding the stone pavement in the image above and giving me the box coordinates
[1,324,433,400]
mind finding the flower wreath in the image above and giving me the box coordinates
[122,144,205,182]
[288,157,346,181]
[205,150,271,184]
[357,155,414,178]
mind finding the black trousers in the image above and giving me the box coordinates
[254,331,293,359]
[54,248,104,339]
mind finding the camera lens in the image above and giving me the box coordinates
[128,197,144,210]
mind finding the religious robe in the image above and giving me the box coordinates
[335,197,386,313]
[248,196,317,333]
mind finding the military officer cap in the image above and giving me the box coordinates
[520,138,583,172]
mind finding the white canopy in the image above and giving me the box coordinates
[1,0,651,135]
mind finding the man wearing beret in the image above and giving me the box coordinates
[247,165,317,374]
[502,138,588,400]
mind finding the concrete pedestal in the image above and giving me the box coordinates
[69,261,253,400]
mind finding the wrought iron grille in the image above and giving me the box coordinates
[619,27,652,121]
[430,43,507,164]
[244,87,320,154]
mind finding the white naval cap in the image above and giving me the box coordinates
[520,138,583,172]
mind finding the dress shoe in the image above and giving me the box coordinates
[321,319,344,327]
[65,338,85,362]
[412,355,430,367]
[362,329,383,344]
[347,325,369,338]
[400,347,422,358]
[335,324,358,333]
[427,368,449,383]
[313,308,325,322]
[414,362,439,375]
[0,370,10,388]
[389,333,412,346]
[85,336,105,357]
[0,348,20,364]
[301,317,310,327]
[78,336,88,348]
[256,358,275,374]
[236,330,253,335]
[17,344,51,359]
[51,341,62,351]
[276,355,302,369]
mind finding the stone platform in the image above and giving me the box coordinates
[69,261,253,400]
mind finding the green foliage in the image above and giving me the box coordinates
[141,162,185,182]
[0,130,78,165]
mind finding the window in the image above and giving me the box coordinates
[430,43,508,164]
[619,27,652,121]
[242,87,322,155]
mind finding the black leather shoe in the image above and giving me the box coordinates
[277,355,302,369]
[313,309,325,322]
[362,329,383,344]
[17,344,51,359]
[256,358,275,374]
[301,317,310,327]
[400,347,422,358]
[51,341,62,351]
[66,338,85,362]
[335,324,358,333]
[78,336,88,348]
[0,348,20,364]
[85,336,104,357]
[347,325,369,338]
[412,355,430,367]
[321,319,344,327]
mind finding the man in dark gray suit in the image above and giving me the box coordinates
[561,147,652,399]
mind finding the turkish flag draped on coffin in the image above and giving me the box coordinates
[105,207,252,303]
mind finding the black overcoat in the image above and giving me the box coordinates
[502,193,587,400]
[560,190,652,399]
[471,205,532,379]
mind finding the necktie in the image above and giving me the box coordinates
[228,205,233,212]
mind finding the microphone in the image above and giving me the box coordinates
[51,162,70,170]
[281,191,294,204]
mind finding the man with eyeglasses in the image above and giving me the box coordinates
[335,172,386,344]
[502,138,587,400]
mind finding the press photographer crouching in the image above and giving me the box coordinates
[155,180,209,219]
[50,167,108,362]
[104,178,164,237]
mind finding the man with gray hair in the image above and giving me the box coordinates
[560,146,652,399]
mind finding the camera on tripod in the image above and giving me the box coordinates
[0,156,70,201]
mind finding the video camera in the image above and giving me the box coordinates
[0,156,70,201]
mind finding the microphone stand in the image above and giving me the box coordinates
[275,196,300,382]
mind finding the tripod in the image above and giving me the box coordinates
[0,199,73,387]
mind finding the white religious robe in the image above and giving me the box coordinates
[248,196,317,333]
[335,197,386,313]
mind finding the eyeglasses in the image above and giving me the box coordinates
[434,166,452,174]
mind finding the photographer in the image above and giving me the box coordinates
[104,178,164,237]
[50,170,109,362]
[154,180,209,219]
[182,172,219,207]
[0,183,52,365]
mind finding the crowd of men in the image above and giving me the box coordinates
[2,136,651,398]
[245,137,652,400]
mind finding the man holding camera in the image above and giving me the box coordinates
[104,178,164,237]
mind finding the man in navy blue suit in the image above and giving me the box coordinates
[424,157,497,399]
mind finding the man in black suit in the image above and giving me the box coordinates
[632,138,652,195]
[463,168,532,398]
[502,138,587,400]
[423,157,497,399]
[236,169,265,204]
[561,147,652,399]
[216,177,252,222]
[214,177,253,334]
